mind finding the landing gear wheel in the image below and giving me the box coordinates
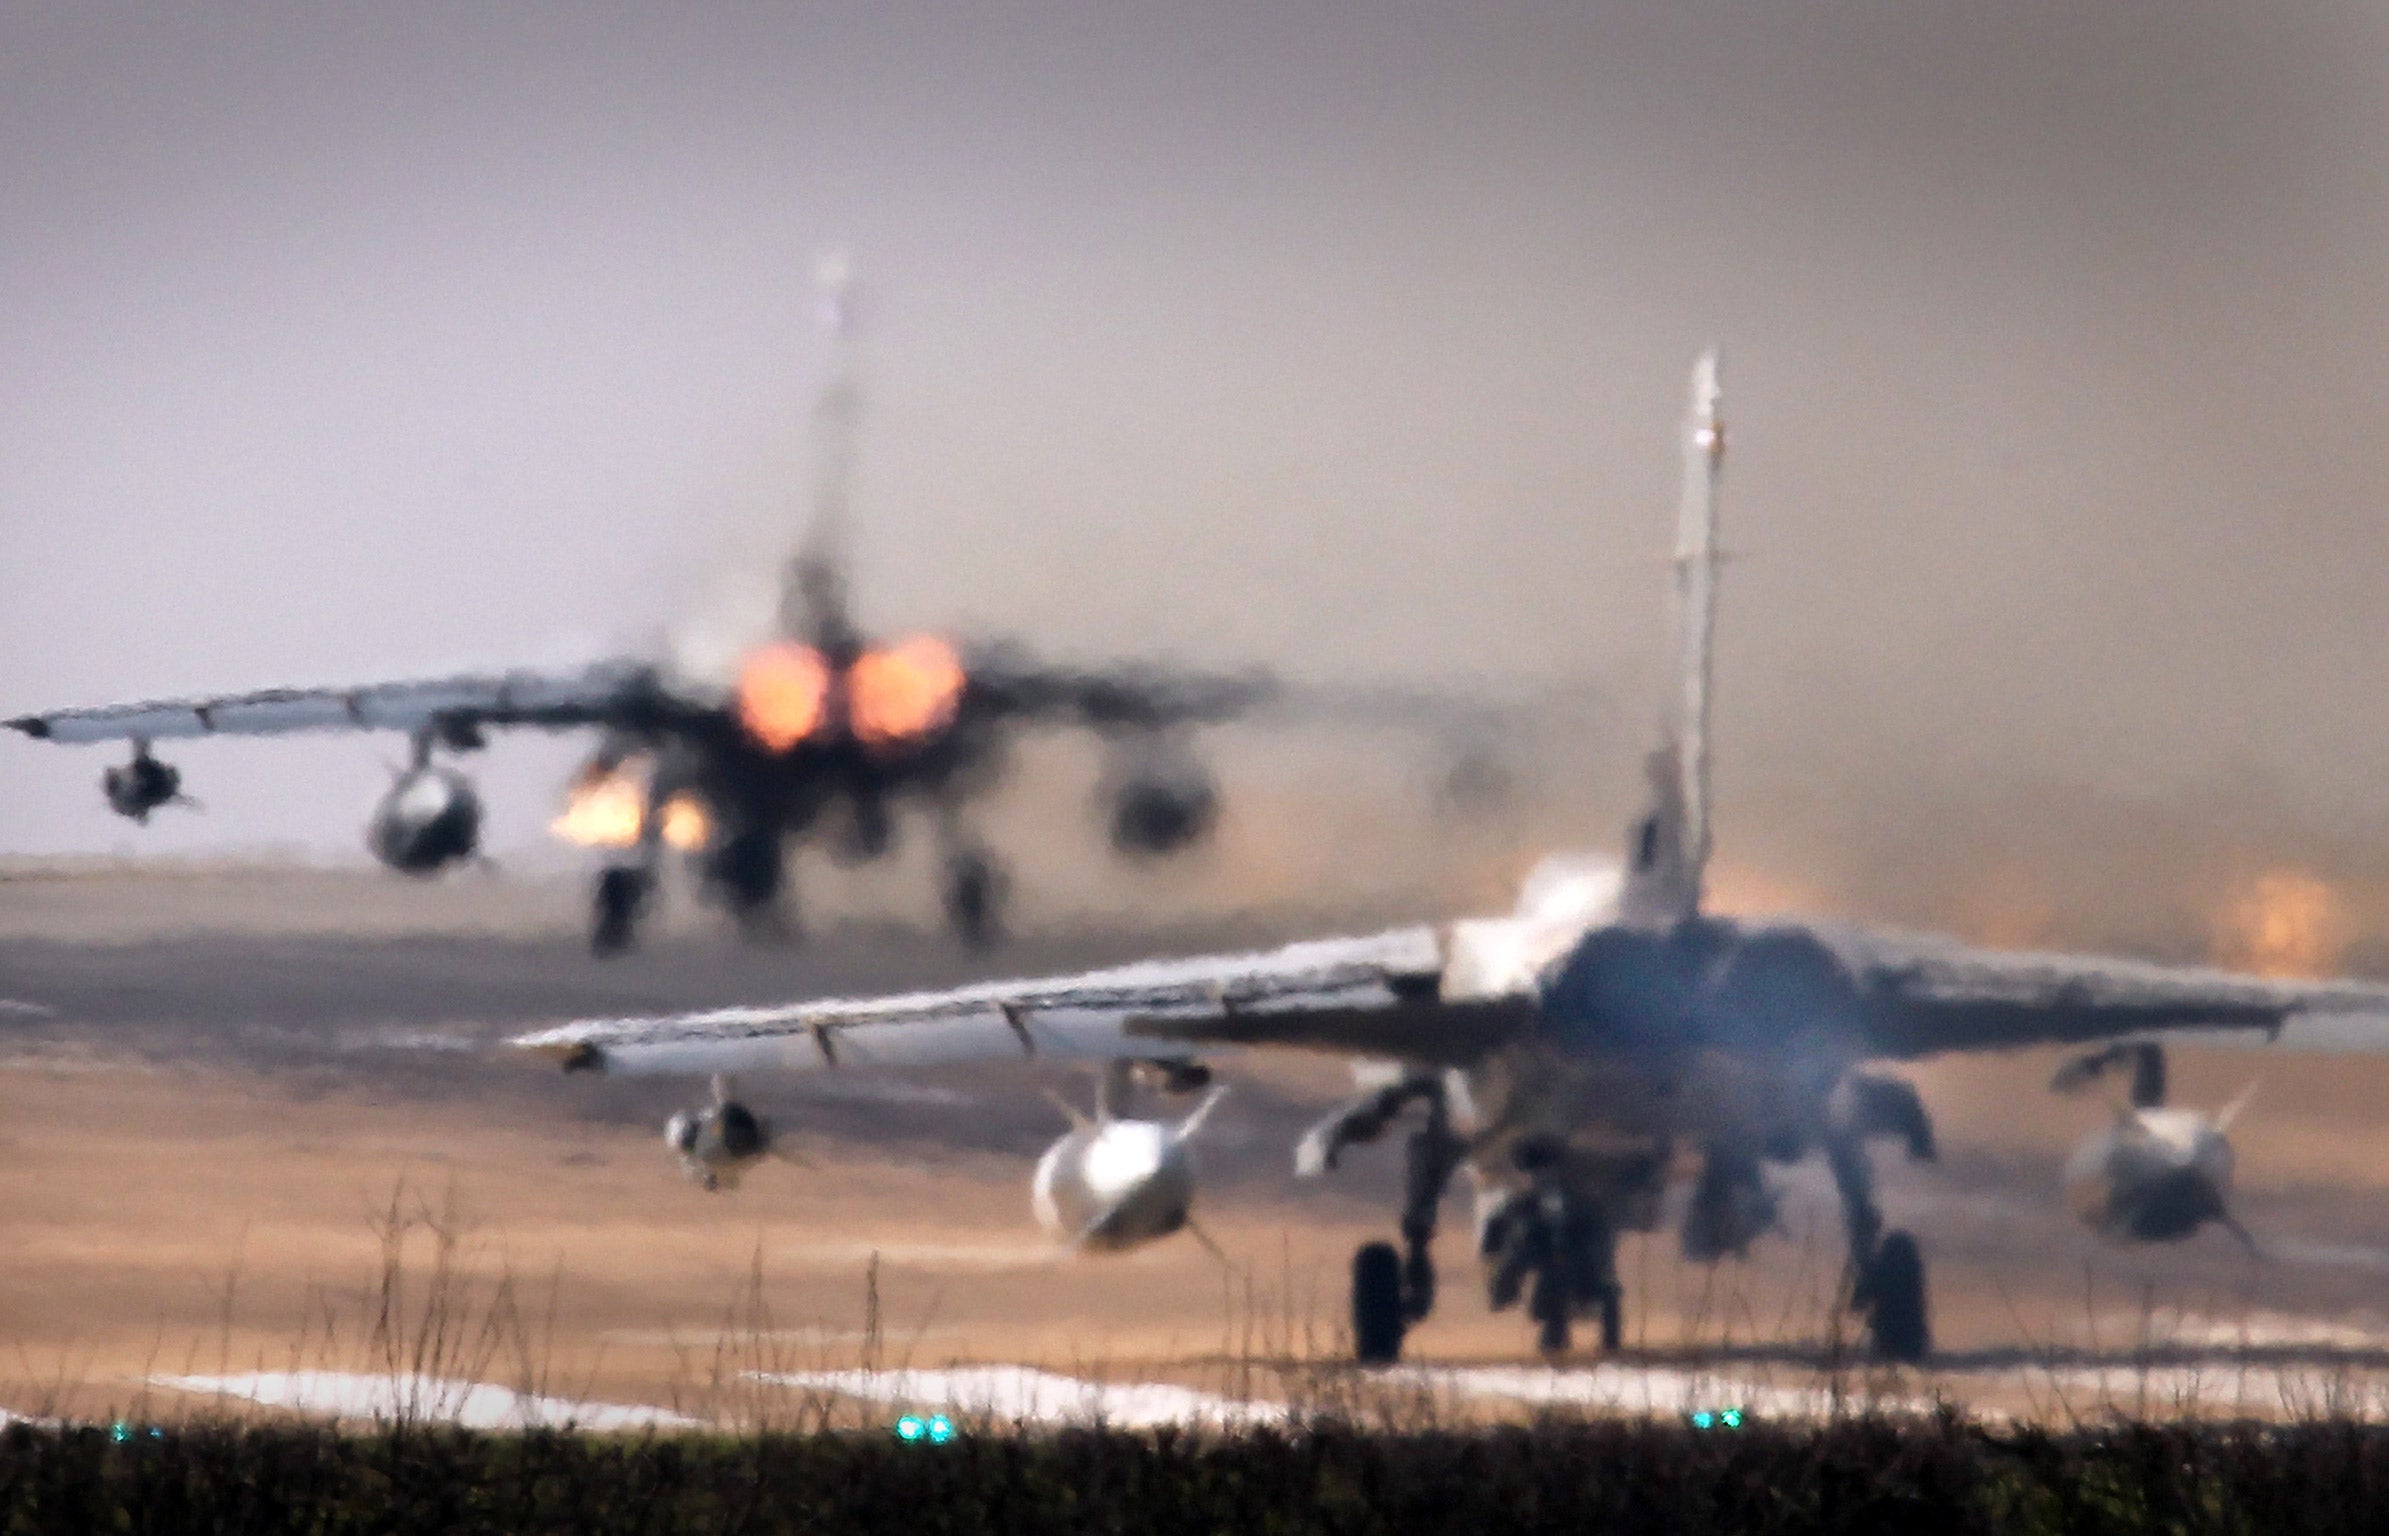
[1487,1236,1530,1313]
[704,828,786,934]
[1853,1230,1930,1364]
[1593,1285,1623,1352]
[591,866,650,957]
[1401,1244,1436,1324]
[1529,1267,1572,1358]
[1351,1241,1406,1366]
[943,849,1007,949]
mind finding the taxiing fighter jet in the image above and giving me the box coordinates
[6,261,1489,955]
[512,352,2389,1364]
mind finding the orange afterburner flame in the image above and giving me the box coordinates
[2212,867,2351,979]
[850,634,966,749]
[551,765,710,851]
[737,641,831,751]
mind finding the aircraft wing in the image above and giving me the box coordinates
[958,647,1577,739]
[503,905,2389,1081]
[505,924,1535,1078]
[960,648,1280,732]
[1821,922,2389,1059]
[4,660,687,745]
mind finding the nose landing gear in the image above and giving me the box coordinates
[1331,1091,1629,1365]
[592,864,653,957]
[941,844,1007,949]
[1480,1176,1623,1358]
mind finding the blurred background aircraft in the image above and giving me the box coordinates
[7,257,1536,953]
[7,5,2389,967]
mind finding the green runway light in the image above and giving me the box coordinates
[895,1413,956,1444]
[1689,1407,1746,1430]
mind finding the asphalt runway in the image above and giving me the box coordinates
[9,865,2389,1426]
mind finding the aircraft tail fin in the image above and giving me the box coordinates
[781,250,863,653]
[1620,351,1725,927]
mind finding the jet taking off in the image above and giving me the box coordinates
[5,259,1497,955]
[512,353,2389,1364]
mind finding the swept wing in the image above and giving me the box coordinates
[4,650,1435,747]
[4,661,677,745]
[1825,923,2389,1057]
[508,913,2389,1081]
[503,924,1532,1078]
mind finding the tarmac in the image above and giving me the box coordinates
[9,863,2389,1427]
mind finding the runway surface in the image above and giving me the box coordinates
[9,864,2389,1427]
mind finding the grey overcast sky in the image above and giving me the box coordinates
[6,3,2389,895]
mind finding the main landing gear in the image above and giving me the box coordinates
[1851,1230,1929,1364]
[1313,1077,1631,1365]
[1350,1242,1405,1366]
[1320,1065,1939,1368]
[1345,1141,1627,1365]
[1828,1073,1936,1364]
[1304,1074,1464,1366]
[1478,1143,1624,1358]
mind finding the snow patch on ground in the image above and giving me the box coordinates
[2078,1310,2389,1351]
[2169,1312,2389,1351]
[2029,1366,2389,1416]
[754,1366,1284,1428]
[605,1324,961,1349]
[1400,1364,1940,1421]
[2277,1240,2389,1274]
[151,1372,698,1431]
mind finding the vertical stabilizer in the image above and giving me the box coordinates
[1620,351,1725,928]
[1673,349,1725,905]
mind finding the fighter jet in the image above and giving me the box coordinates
[512,352,2389,1364]
[5,260,1482,956]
